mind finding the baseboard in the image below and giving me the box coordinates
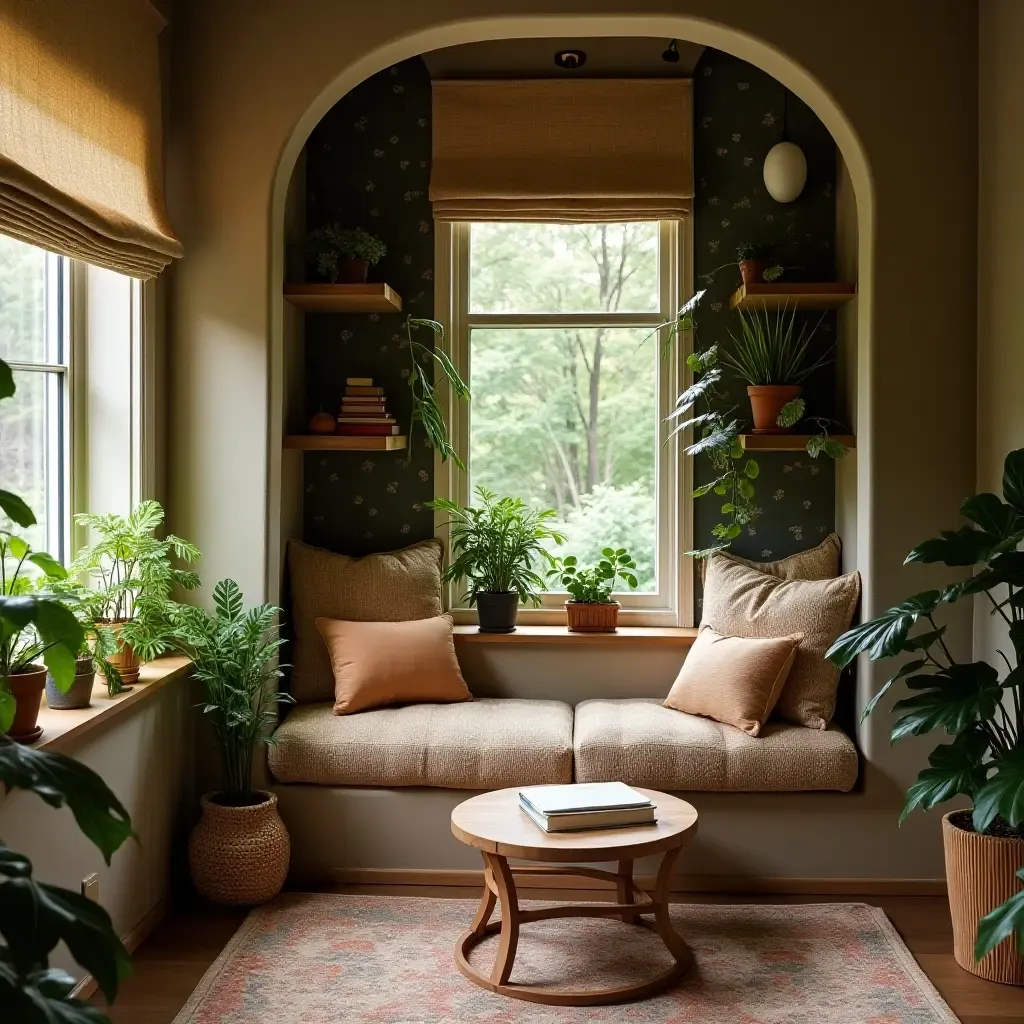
[70,894,170,1002]
[302,867,948,897]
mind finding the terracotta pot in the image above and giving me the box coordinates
[188,791,290,906]
[475,592,519,634]
[747,384,804,433]
[6,665,46,742]
[565,600,620,633]
[943,811,1024,985]
[738,259,766,286]
[97,619,139,686]
[45,655,95,710]
[334,258,369,283]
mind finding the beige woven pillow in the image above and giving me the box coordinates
[664,625,802,736]
[288,538,443,703]
[701,557,861,730]
[700,532,841,585]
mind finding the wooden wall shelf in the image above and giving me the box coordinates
[284,435,408,451]
[284,283,403,313]
[739,434,856,452]
[730,282,856,310]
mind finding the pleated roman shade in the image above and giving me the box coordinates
[0,0,182,278]
[430,78,693,222]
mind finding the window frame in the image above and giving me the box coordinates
[433,219,694,628]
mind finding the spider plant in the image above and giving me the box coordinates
[720,303,832,386]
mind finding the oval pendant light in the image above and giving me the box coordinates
[763,141,807,203]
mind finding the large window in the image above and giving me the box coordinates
[0,236,69,560]
[438,221,691,625]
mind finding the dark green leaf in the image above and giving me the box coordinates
[973,746,1024,832]
[900,729,989,823]
[906,526,1004,567]
[961,492,1023,539]
[904,627,947,652]
[861,659,928,721]
[0,356,13,399]
[1002,449,1024,513]
[0,489,36,528]
[975,869,1024,961]
[744,459,759,479]
[0,690,14,734]
[826,592,942,668]
[891,662,1001,740]
[775,397,805,428]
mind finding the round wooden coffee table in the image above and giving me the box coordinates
[450,786,698,1006]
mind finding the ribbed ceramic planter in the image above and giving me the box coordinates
[943,811,1024,985]
[6,665,46,742]
[45,656,95,710]
[747,385,804,433]
[565,600,620,633]
[189,791,290,906]
[97,619,140,686]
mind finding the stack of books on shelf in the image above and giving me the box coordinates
[337,377,399,436]
[518,782,656,833]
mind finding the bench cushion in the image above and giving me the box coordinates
[573,699,858,792]
[268,698,573,789]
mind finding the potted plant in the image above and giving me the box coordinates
[548,548,639,633]
[173,579,293,905]
[306,224,387,283]
[70,501,200,686]
[720,303,832,432]
[827,447,1024,984]
[735,242,783,286]
[428,488,564,633]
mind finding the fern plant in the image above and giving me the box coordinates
[170,580,291,805]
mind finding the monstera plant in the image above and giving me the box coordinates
[827,448,1024,981]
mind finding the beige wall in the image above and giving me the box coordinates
[167,0,978,880]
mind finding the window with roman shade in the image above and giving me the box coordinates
[0,0,181,279]
[429,78,693,222]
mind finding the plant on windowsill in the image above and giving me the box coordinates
[428,488,564,634]
[548,548,639,634]
[170,579,293,905]
[69,501,200,688]
[306,224,387,283]
[1,354,134,1024]
[826,448,1024,985]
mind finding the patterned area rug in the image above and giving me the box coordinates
[173,894,957,1023]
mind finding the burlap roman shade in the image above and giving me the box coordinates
[0,0,182,278]
[430,79,693,222]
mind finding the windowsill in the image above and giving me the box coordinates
[30,655,192,753]
[453,625,699,646]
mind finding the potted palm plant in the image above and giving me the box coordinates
[173,579,293,905]
[306,224,387,283]
[827,447,1024,984]
[70,501,200,686]
[548,548,639,633]
[721,303,832,432]
[428,488,564,633]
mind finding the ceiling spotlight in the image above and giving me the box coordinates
[554,49,586,70]
[662,39,680,63]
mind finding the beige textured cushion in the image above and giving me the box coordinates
[700,532,842,585]
[574,699,858,792]
[268,699,573,789]
[664,626,801,736]
[288,538,443,703]
[701,557,861,730]
[317,614,471,715]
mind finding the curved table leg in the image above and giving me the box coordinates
[470,864,497,937]
[483,852,520,986]
[616,859,635,924]
[652,846,693,971]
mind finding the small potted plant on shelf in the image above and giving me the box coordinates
[173,579,293,905]
[70,500,201,686]
[721,302,832,432]
[427,487,564,633]
[735,242,783,286]
[827,447,1024,985]
[548,548,639,633]
[306,224,387,283]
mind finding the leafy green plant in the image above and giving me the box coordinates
[735,242,772,261]
[826,448,1024,962]
[306,225,386,281]
[70,501,200,662]
[428,488,564,605]
[170,580,290,806]
[549,548,639,604]
[404,316,470,469]
[720,303,831,386]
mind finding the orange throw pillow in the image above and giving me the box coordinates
[664,625,803,736]
[316,614,472,715]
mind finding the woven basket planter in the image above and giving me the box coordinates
[943,811,1024,985]
[189,791,290,906]
[565,600,620,633]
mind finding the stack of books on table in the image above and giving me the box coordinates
[337,377,399,436]
[518,782,656,833]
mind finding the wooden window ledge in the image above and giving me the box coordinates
[29,655,192,753]
[453,625,699,646]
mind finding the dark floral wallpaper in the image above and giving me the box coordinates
[301,50,841,581]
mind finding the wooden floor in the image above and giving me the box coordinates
[93,885,1024,1023]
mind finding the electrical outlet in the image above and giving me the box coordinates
[81,874,99,902]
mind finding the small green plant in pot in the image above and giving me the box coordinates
[306,224,387,283]
[735,242,783,286]
[172,579,293,905]
[549,548,639,633]
[428,488,564,633]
